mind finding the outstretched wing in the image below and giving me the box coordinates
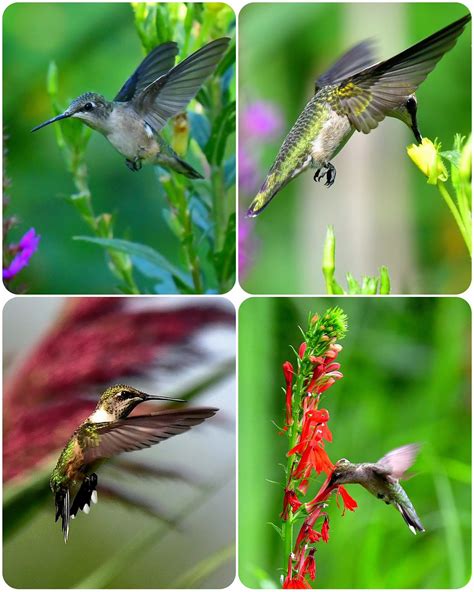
[82,408,218,462]
[334,14,470,133]
[377,443,421,480]
[114,42,179,102]
[133,37,230,131]
[315,40,377,92]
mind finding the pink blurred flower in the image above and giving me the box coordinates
[242,101,283,139]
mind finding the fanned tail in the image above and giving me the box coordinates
[70,473,98,519]
[396,502,425,534]
[246,173,288,218]
[54,488,70,543]
[173,156,204,179]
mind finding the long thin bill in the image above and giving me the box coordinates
[145,394,185,403]
[31,112,71,132]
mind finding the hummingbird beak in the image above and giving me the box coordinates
[141,392,185,403]
[31,111,71,132]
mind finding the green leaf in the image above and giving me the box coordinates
[3,469,51,540]
[440,150,461,168]
[224,155,236,190]
[171,544,235,588]
[188,112,211,152]
[76,526,161,588]
[267,522,283,539]
[214,213,236,286]
[74,236,193,291]
[204,101,236,165]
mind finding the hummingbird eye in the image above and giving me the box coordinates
[83,102,95,112]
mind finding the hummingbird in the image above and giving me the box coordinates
[32,37,230,177]
[49,384,217,542]
[247,14,470,217]
[326,443,425,534]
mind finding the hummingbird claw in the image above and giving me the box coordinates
[126,158,142,172]
[313,163,336,187]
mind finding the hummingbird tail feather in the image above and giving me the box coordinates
[70,473,98,519]
[54,487,70,543]
[247,174,285,218]
[174,156,204,179]
[396,502,425,534]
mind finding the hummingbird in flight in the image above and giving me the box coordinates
[247,14,470,217]
[326,443,425,534]
[49,384,217,542]
[32,38,230,178]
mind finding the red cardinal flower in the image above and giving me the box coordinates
[337,486,358,513]
[278,307,350,589]
[281,488,302,520]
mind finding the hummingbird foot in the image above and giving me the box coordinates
[125,158,142,172]
[313,162,336,187]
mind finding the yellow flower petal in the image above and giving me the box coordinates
[407,138,448,185]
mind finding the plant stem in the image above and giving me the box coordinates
[437,182,471,255]
[282,368,305,574]
[165,174,204,293]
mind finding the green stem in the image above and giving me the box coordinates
[211,166,226,255]
[282,368,306,575]
[437,181,471,256]
[174,178,203,293]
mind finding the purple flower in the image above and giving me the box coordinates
[239,146,260,194]
[3,228,40,280]
[241,101,283,139]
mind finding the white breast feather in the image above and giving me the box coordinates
[89,408,114,423]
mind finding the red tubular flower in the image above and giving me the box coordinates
[283,574,312,589]
[321,516,330,542]
[337,486,358,513]
[281,488,302,520]
[305,473,336,513]
[283,554,313,589]
[287,409,330,456]
[282,361,294,427]
[298,342,307,358]
[303,549,316,580]
[293,441,333,479]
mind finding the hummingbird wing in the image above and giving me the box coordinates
[376,443,421,480]
[114,42,179,102]
[334,14,470,134]
[133,37,230,131]
[81,408,218,462]
[315,40,377,92]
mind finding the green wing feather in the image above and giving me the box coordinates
[335,14,470,133]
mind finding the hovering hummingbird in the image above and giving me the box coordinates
[32,38,230,178]
[326,443,425,534]
[49,384,217,542]
[247,14,470,217]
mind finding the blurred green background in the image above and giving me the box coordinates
[3,2,235,293]
[239,297,471,588]
[239,3,471,294]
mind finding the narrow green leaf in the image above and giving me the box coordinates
[74,236,193,290]
[172,544,235,588]
[267,522,283,539]
[3,469,51,540]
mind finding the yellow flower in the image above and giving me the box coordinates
[407,138,448,185]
